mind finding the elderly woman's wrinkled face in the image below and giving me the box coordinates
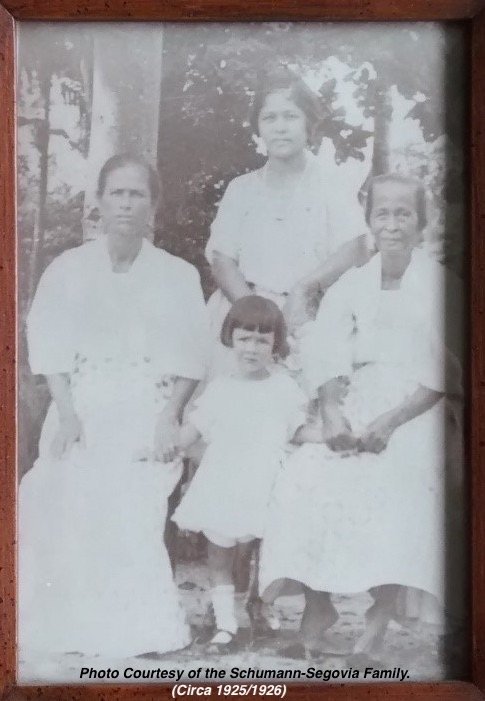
[98,164,154,238]
[370,180,420,255]
[258,90,308,161]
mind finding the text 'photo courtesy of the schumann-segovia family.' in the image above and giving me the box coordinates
[16,20,467,686]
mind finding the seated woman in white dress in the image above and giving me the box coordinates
[259,174,465,664]
[18,154,210,673]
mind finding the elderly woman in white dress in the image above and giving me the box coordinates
[206,65,371,369]
[19,154,210,666]
[260,174,464,662]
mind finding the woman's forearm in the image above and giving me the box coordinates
[317,377,348,422]
[383,385,443,432]
[161,377,199,422]
[46,373,84,458]
[46,373,77,419]
[317,377,357,451]
[154,377,199,461]
[210,251,252,303]
[294,234,372,296]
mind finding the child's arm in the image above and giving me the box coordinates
[291,422,326,445]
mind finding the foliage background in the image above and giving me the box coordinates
[17,22,467,476]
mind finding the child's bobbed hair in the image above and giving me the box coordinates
[220,295,290,359]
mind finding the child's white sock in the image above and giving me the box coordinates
[211,584,237,634]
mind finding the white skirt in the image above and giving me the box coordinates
[19,362,190,661]
[260,363,464,615]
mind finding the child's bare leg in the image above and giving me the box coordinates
[354,584,399,657]
[301,586,339,649]
[206,537,238,644]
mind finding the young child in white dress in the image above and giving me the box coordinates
[171,296,325,649]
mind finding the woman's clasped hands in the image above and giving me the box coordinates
[323,411,397,456]
[357,413,397,454]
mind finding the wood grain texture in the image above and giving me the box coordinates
[0,3,17,700]
[471,7,485,694]
[1,0,485,21]
[1,1,485,700]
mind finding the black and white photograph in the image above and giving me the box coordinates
[17,21,468,685]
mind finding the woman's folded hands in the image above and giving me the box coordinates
[321,410,397,456]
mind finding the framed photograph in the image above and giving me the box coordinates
[1,1,484,700]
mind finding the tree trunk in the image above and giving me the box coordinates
[372,80,393,176]
[358,80,393,204]
[28,74,51,304]
[82,27,163,241]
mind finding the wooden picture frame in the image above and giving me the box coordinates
[1,1,484,699]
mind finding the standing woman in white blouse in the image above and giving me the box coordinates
[19,154,210,668]
[205,66,370,370]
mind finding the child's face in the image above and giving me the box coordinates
[232,327,275,377]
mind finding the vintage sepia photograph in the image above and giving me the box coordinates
[16,21,468,685]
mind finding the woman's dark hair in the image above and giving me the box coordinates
[250,65,322,148]
[221,295,290,359]
[365,173,428,231]
[96,153,161,202]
